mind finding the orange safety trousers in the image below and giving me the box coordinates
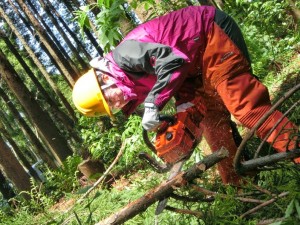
[197,22,299,185]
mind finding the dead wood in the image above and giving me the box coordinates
[240,191,289,218]
[95,147,228,225]
[165,206,204,218]
[190,185,265,204]
[256,217,285,225]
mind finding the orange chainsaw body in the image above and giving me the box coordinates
[155,112,203,164]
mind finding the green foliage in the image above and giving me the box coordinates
[95,0,125,52]
[73,5,91,35]
[17,179,54,214]
[74,0,126,53]
[130,0,189,20]
[42,155,82,200]
[223,0,299,79]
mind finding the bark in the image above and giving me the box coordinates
[0,86,57,169]
[0,30,76,131]
[77,158,105,179]
[13,0,78,86]
[0,170,16,200]
[0,135,32,194]
[0,120,41,181]
[0,8,77,121]
[0,49,73,165]
[289,0,300,23]
[96,147,228,225]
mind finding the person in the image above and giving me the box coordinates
[72,6,299,185]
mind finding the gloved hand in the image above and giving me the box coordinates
[142,103,161,131]
[176,102,194,112]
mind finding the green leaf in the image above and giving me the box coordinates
[295,199,300,217]
[76,185,94,194]
[284,199,295,218]
[97,0,104,6]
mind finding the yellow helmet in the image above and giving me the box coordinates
[72,69,112,117]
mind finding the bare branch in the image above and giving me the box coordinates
[95,147,228,225]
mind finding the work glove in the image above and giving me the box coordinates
[142,103,161,131]
[176,102,194,112]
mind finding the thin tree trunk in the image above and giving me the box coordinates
[0,30,82,145]
[13,0,78,86]
[0,124,41,181]
[37,0,89,70]
[0,136,32,194]
[43,0,92,61]
[0,49,73,165]
[0,170,16,201]
[62,0,104,56]
[25,0,81,78]
[0,86,57,169]
[0,30,76,129]
[6,0,72,84]
[0,10,77,121]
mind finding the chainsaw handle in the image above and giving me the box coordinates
[143,114,176,153]
[158,115,176,124]
[142,128,156,153]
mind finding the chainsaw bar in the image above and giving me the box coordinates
[155,159,185,215]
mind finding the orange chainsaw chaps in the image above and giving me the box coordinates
[155,112,203,164]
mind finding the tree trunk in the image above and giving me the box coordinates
[25,0,81,78]
[62,0,104,56]
[0,49,73,165]
[0,136,32,194]
[0,8,77,121]
[0,30,82,145]
[0,125,42,181]
[289,0,300,23]
[0,86,57,169]
[0,170,16,201]
[13,0,78,86]
[7,0,77,84]
[44,0,92,61]
[38,0,89,70]
[0,30,76,128]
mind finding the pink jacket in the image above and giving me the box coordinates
[104,6,215,116]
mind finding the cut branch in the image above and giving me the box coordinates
[240,192,289,218]
[95,147,228,225]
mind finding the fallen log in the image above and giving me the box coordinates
[95,147,228,225]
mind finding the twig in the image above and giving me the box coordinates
[240,191,289,218]
[252,185,273,196]
[256,217,285,225]
[55,139,128,224]
[169,193,214,202]
[234,83,300,171]
[77,139,128,202]
[165,206,204,218]
[190,185,265,204]
[96,147,228,225]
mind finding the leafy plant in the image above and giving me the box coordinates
[42,155,82,200]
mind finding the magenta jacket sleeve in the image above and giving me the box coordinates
[112,39,189,109]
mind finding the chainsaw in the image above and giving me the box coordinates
[141,101,205,214]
